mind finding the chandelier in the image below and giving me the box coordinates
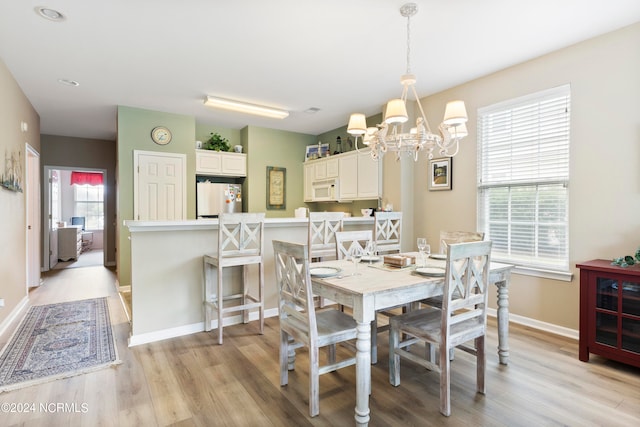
[347,3,468,161]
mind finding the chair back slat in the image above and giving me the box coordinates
[335,230,373,260]
[308,212,344,260]
[373,212,402,254]
[442,241,492,339]
[273,240,318,340]
[218,213,265,257]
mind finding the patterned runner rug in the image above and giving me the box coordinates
[0,297,120,392]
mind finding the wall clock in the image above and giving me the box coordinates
[151,126,172,145]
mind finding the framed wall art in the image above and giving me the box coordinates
[267,166,286,210]
[305,143,329,161]
[428,157,452,191]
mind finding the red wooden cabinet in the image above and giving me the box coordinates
[577,259,640,368]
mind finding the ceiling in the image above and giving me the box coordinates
[1,1,639,141]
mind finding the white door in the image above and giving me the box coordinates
[48,169,59,268]
[26,144,41,287]
[134,150,186,220]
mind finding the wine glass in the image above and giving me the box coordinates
[364,241,377,264]
[417,237,427,267]
[350,245,364,275]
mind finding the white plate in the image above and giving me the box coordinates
[361,256,381,263]
[429,254,447,260]
[309,266,342,278]
[414,267,446,277]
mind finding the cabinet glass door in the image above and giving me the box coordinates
[621,281,640,354]
[595,278,618,347]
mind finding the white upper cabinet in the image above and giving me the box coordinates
[311,157,338,181]
[338,152,358,200]
[196,150,247,177]
[303,162,314,202]
[303,150,381,202]
[356,150,381,199]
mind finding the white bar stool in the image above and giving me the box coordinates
[204,212,265,344]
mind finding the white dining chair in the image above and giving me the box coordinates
[335,230,372,261]
[439,230,485,254]
[389,240,492,416]
[203,213,265,344]
[373,211,402,254]
[308,212,344,307]
[422,230,486,309]
[273,240,357,417]
[308,212,344,260]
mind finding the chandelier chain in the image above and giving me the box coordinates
[346,2,468,162]
[406,13,412,75]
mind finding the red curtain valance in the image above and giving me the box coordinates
[71,171,103,186]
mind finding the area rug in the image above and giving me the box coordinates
[0,297,120,392]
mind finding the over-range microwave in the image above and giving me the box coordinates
[312,178,339,201]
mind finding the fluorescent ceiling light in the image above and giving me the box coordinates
[204,96,289,119]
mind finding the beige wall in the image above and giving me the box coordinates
[0,59,40,327]
[414,23,640,330]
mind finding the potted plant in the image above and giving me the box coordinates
[203,132,230,152]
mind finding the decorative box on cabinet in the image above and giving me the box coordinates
[577,259,640,368]
[196,150,246,177]
[58,226,82,261]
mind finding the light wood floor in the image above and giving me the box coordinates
[1,265,639,426]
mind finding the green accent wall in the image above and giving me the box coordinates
[244,126,316,217]
[116,106,196,287]
[116,108,316,287]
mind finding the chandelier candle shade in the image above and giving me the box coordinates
[347,3,468,161]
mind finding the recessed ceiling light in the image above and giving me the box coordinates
[57,79,79,87]
[304,107,321,114]
[35,7,65,21]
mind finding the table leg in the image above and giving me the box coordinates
[354,321,371,426]
[496,280,510,364]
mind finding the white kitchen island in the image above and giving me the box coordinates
[124,216,373,346]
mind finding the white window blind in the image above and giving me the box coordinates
[74,184,104,230]
[477,85,570,272]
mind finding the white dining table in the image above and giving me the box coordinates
[310,256,513,427]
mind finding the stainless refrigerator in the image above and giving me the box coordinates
[196,182,243,218]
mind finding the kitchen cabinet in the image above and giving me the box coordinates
[303,162,314,202]
[58,226,82,261]
[338,150,381,200]
[577,259,640,368]
[357,150,381,199]
[338,152,358,200]
[196,150,246,177]
[303,150,381,202]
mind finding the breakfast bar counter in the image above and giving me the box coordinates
[124,216,373,346]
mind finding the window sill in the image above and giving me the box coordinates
[512,265,573,282]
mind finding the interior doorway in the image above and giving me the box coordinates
[43,166,107,271]
[26,144,41,287]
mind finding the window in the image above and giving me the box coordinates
[74,184,104,230]
[477,85,570,276]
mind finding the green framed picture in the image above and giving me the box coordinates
[267,166,286,210]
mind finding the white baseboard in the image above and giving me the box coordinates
[128,307,279,347]
[0,296,30,338]
[487,308,578,340]
[126,306,578,347]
